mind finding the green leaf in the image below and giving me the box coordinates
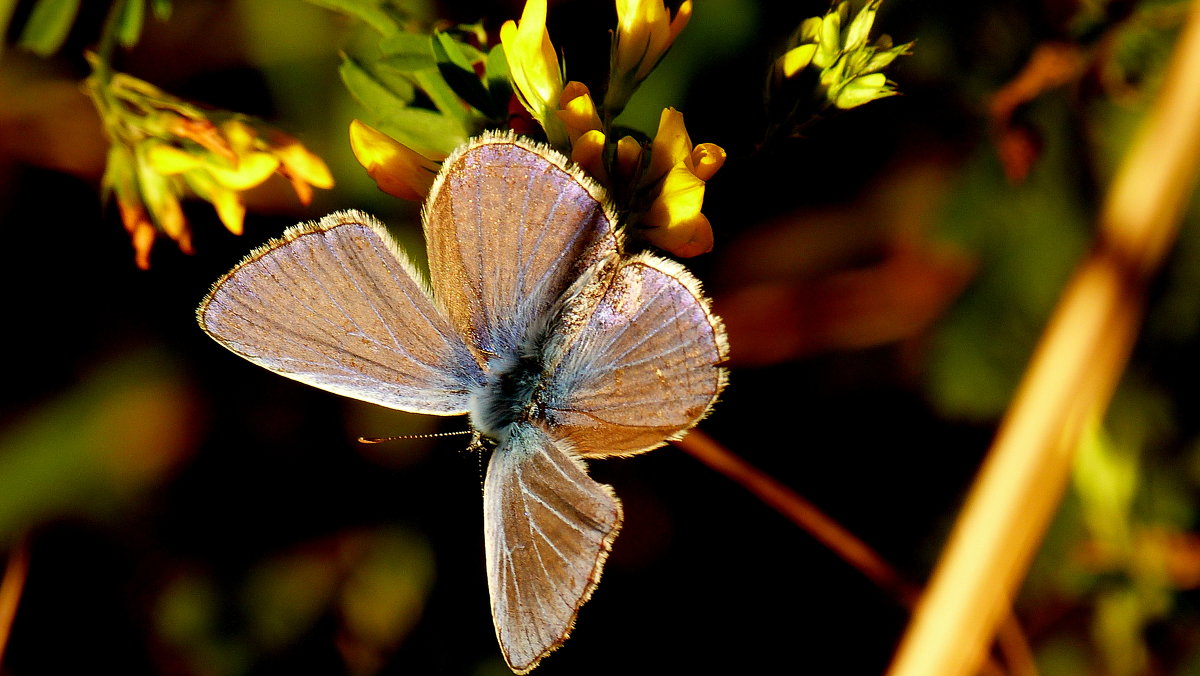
[377,108,467,156]
[484,44,513,116]
[17,0,81,57]
[432,31,473,71]
[432,32,493,116]
[305,0,400,36]
[340,54,415,112]
[379,32,435,72]
[114,0,145,49]
[0,0,19,58]
[341,55,467,155]
[412,67,474,132]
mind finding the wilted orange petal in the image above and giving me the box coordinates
[154,191,186,240]
[132,222,156,270]
[117,198,148,234]
[290,177,314,206]
[349,120,440,201]
[169,116,235,163]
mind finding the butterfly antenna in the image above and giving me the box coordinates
[357,430,474,444]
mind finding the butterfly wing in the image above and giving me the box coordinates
[198,210,481,414]
[483,422,622,674]
[541,253,729,457]
[423,132,620,364]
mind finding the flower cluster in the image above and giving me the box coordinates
[775,0,912,110]
[351,0,717,257]
[500,0,721,256]
[89,66,333,268]
[346,0,908,257]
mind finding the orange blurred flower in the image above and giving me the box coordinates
[89,69,334,267]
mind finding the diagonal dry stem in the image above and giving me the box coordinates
[0,539,29,668]
[887,2,1200,674]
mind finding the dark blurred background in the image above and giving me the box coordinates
[2,0,1199,674]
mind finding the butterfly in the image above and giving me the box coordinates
[197,131,728,672]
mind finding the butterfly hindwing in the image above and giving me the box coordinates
[483,422,623,674]
[541,253,729,457]
[199,211,481,414]
[423,133,620,364]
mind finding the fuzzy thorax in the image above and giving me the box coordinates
[468,351,546,443]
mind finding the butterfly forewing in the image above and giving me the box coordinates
[541,253,729,457]
[484,423,623,674]
[423,134,620,363]
[199,211,480,414]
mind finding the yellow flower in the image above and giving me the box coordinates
[778,43,818,78]
[614,0,691,81]
[182,170,246,235]
[270,131,334,206]
[557,81,602,145]
[615,135,644,177]
[204,152,280,191]
[349,119,444,201]
[773,0,911,110]
[501,0,567,146]
[570,129,609,183]
[606,0,691,114]
[145,142,203,174]
[91,69,336,267]
[641,108,724,257]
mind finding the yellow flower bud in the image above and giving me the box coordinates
[615,135,644,178]
[557,81,602,144]
[570,129,609,183]
[349,119,442,201]
[614,0,691,82]
[641,107,722,257]
[691,143,725,182]
[643,162,713,257]
[501,0,567,146]
[779,43,817,78]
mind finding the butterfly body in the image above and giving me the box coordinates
[199,132,727,673]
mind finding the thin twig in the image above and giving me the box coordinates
[0,539,30,668]
[887,1,1200,674]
